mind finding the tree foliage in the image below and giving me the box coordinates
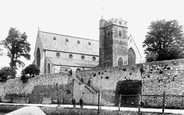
[0,67,16,82]
[21,64,40,83]
[1,28,31,77]
[21,64,40,78]
[143,19,184,62]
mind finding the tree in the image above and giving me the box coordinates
[21,64,40,83]
[22,64,40,78]
[0,67,16,82]
[143,19,184,62]
[1,28,31,78]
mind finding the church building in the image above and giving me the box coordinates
[34,18,143,74]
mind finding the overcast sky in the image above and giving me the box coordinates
[0,0,184,75]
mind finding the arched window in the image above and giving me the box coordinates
[118,57,123,67]
[107,30,111,37]
[36,48,41,70]
[48,63,50,73]
[128,48,136,65]
[119,30,122,37]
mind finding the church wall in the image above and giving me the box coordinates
[34,33,46,75]
[46,51,99,62]
[41,51,46,74]
[45,57,53,74]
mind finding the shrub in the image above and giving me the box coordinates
[0,67,16,82]
[22,64,40,77]
[20,74,29,83]
[20,64,40,83]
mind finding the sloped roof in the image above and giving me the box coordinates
[48,57,98,68]
[39,31,99,55]
[128,35,142,59]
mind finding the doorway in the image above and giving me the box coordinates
[115,80,142,107]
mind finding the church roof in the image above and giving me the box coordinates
[128,35,142,59]
[38,31,99,56]
[48,57,98,68]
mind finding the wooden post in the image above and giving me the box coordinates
[97,93,100,115]
[138,93,141,114]
[181,97,183,109]
[56,83,60,107]
[118,94,122,111]
[162,91,165,115]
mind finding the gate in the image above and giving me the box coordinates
[115,80,142,107]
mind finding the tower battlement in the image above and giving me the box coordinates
[104,18,128,28]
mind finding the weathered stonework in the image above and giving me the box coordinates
[0,58,184,108]
[0,73,73,104]
[75,58,184,108]
[99,18,128,67]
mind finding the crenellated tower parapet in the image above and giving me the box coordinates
[103,18,128,28]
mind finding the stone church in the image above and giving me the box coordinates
[34,18,143,74]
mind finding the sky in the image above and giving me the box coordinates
[0,0,184,75]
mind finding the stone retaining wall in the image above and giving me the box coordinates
[0,73,73,104]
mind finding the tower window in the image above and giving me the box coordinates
[53,36,56,40]
[107,30,111,37]
[119,30,122,37]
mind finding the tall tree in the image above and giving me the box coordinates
[143,19,184,62]
[1,28,31,78]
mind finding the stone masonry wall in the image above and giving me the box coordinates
[1,58,184,108]
[77,65,141,92]
[77,65,142,105]
[141,59,184,108]
[77,59,184,108]
[0,73,73,104]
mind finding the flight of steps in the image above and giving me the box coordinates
[72,72,114,106]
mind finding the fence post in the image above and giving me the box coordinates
[181,97,183,109]
[97,93,100,115]
[138,93,141,114]
[118,94,122,111]
[162,91,166,115]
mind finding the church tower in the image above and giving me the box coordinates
[99,18,128,67]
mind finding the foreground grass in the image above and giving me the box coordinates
[41,107,180,115]
[0,104,181,115]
